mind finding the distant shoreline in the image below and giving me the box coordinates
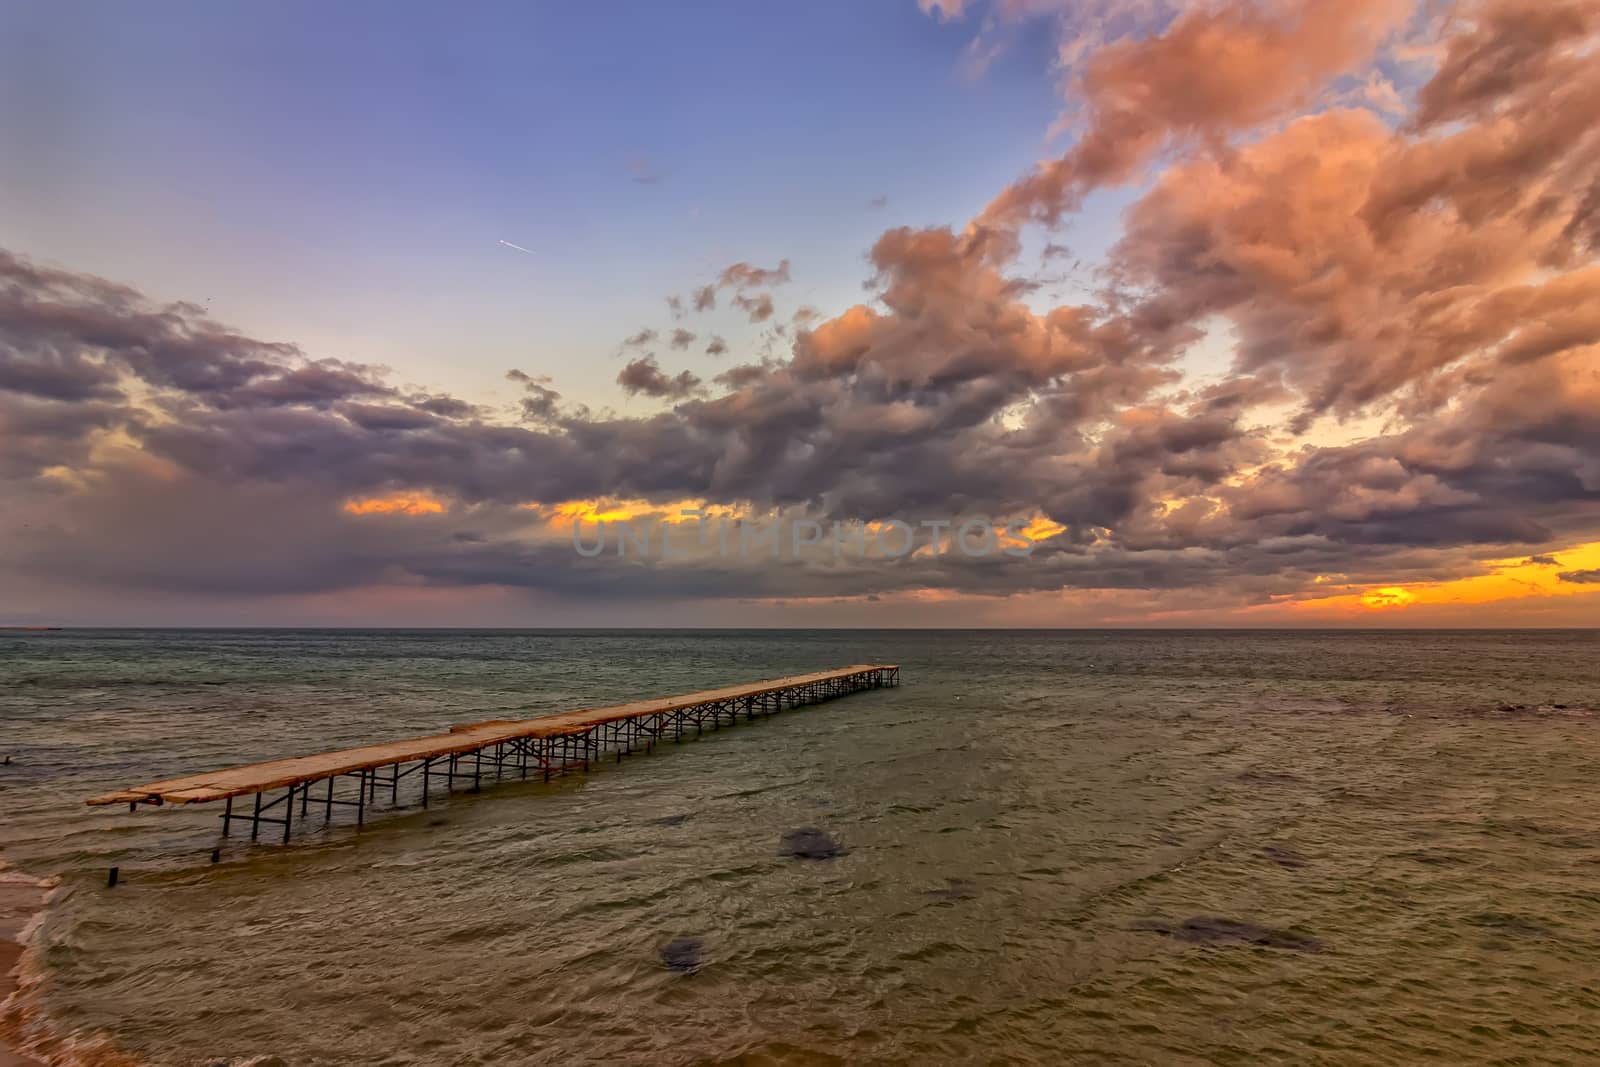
[2,625,1597,632]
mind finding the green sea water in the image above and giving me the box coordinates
[2,629,1598,1065]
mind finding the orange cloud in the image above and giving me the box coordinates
[979,0,1409,230]
[1019,515,1066,543]
[1360,586,1416,609]
[343,492,446,516]
[540,498,736,525]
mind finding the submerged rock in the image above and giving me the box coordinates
[923,877,979,901]
[1464,912,1551,939]
[660,936,705,972]
[1133,915,1323,952]
[1263,845,1309,869]
[780,827,844,860]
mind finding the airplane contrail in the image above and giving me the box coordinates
[499,239,534,255]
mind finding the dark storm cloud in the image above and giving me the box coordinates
[0,249,305,402]
[410,394,480,420]
[216,359,393,409]
[339,403,442,432]
[0,342,122,401]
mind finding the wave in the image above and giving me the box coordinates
[0,863,144,1067]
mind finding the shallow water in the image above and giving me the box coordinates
[3,629,1599,1065]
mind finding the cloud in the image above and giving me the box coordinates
[626,157,665,185]
[732,292,776,323]
[918,0,968,21]
[616,356,703,400]
[977,0,1410,231]
[669,328,697,350]
[0,249,311,403]
[507,369,569,424]
[1111,57,1600,426]
[1413,0,1595,127]
[717,259,791,291]
[1558,569,1600,584]
[0,392,130,478]
[705,335,729,357]
[1358,71,1405,115]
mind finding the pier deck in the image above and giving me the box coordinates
[86,664,899,842]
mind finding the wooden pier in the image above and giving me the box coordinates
[86,664,899,843]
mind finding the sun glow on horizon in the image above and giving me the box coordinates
[1285,541,1600,618]
[1360,586,1416,609]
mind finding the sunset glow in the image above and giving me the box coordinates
[3,0,1597,627]
[1287,543,1600,618]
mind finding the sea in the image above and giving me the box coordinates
[1,629,1598,1065]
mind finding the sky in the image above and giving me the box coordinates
[1,0,1598,627]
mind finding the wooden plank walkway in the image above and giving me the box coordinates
[85,664,899,844]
